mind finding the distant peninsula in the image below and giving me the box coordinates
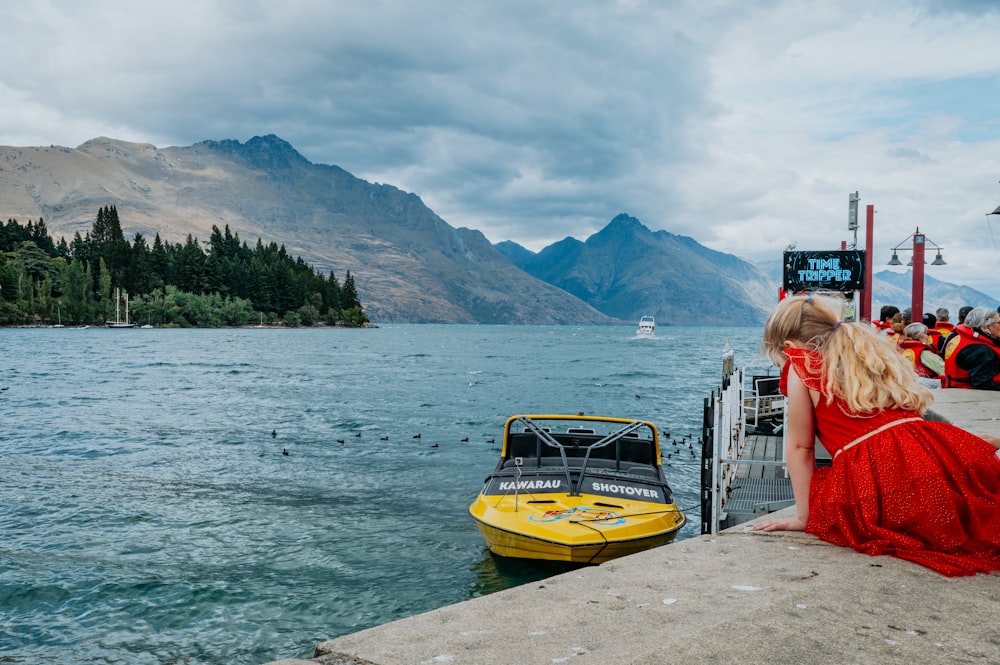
[0,206,369,328]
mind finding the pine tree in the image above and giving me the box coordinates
[124,233,154,294]
[150,233,171,285]
[177,234,206,294]
[342,270,360,310]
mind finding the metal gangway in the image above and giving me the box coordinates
[700,351,792,535]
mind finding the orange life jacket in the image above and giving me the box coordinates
[935,321,955,353]
[943,324,1000,389]
[898,339,942,378]
[925,328,942,350]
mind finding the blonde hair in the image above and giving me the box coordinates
[763,294,931,414]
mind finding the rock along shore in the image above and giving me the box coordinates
[265,390,1000,665]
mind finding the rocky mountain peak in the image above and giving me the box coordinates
[604,212,644,233]
[194,134,310,171]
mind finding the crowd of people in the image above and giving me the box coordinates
[754,294,1000,577]
[871,302,1000,390]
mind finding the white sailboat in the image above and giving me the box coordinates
[50,302,65,328]
[106,288,136,328]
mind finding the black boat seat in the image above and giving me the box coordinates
[500,458,659,478]
[504,432,656,466]
[618,439,654,465]
[501,457,621,469]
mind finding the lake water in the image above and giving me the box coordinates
[0,324,770,664]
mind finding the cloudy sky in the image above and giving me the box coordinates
[2,0,1000,298]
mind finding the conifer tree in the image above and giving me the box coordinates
[124,233,154,295]
[69,231,88,262]
[150,233,171,286]
[177,234,206,294]
[56,237,70,259]
[342,270,360,310]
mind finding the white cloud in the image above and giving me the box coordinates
[0,0,998,297]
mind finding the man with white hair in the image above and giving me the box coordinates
[943,307,1000,390]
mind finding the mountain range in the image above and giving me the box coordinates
[1,135,995,325]
[496,214,775,325]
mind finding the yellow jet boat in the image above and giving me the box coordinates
[469,414,686,564]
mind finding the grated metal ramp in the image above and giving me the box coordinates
[722,431,795,528]
[724,477,794,517]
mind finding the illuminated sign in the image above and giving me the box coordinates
[783,250,866,292]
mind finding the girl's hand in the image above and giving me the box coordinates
[978,434,1000,449]
[753,515,806,532]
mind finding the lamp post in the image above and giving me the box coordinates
[861,204,874,324]
[887,227,945,323]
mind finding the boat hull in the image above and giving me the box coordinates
[469,492,685,565]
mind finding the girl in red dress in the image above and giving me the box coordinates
[754,294,1000,576]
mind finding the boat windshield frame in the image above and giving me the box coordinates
[507,415,656,496]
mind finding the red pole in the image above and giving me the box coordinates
[911,229,925,323]
[861,205,874,323]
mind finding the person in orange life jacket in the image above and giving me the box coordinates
[941,304,974,353]
[921,313,942,350]
[874,304,899,332]
[899,322,945,381]
[943,307,1000,390]
[935,307,955,340]
[887,310,910,345]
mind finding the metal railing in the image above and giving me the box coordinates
[700,351,788,535]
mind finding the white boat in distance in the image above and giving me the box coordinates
[636,316,655,338]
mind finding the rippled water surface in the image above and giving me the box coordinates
[1,325,769,664]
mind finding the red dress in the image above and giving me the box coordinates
[782,348,1000,576]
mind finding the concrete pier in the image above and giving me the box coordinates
[266,390,1000,665]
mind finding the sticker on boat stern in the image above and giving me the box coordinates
[529,507,625,525]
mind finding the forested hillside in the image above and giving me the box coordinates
[0,206,368,327]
